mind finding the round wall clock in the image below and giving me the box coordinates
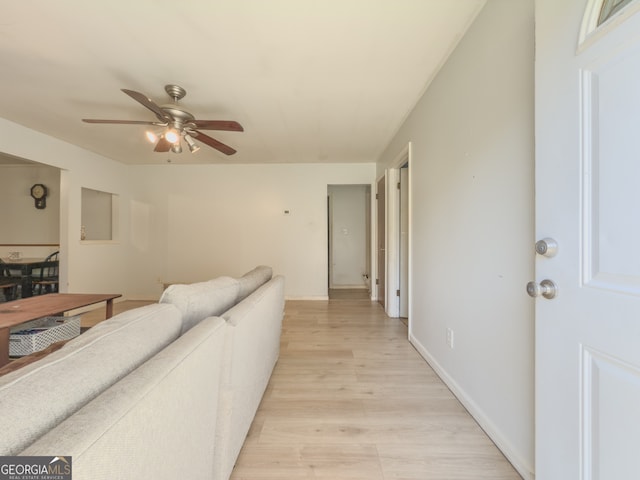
[30,183,48,209]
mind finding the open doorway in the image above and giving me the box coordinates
[0,153,62,300]
[327,184,371,300]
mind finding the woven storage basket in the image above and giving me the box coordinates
[9,315,81,357]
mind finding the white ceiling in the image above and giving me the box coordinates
[0,0,485,165]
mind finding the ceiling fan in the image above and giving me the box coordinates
[82,85,243,155]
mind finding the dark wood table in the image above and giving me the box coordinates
[1,257,50,298]
[0,293,122,366]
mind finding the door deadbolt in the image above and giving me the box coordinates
[535,238,558,257]
[526,279,558,299]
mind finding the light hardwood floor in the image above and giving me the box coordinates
[328,288,370,300]
[232,296,522,480]
[81,296,522,479]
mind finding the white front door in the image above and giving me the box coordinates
[536,1,640,478]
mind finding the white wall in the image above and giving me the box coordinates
[377,1,535,478]
[127,163,375,300]
[0,163,60,258]
[328,185,369,289]
[0,117,375,300]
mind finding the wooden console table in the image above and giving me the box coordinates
[0,293,121,366]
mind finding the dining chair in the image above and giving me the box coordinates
[32,251,59,296]
[0,260,19,302]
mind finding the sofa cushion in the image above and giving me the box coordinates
[159,276,240,334]
[22,316,228,480]
[236,265,273,302]
[0,303,182,455]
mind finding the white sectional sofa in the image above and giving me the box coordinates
[0,266,284,480]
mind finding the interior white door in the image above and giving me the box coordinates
[377,176,386,308]
[536,1,640,479]
[399,167,409,318]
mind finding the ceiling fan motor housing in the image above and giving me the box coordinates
[161,105,196,132]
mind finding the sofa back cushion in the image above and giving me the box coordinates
[214,275,285,479]
[0,303,182,455]
[159,276,240,334]
[236,265,273,302]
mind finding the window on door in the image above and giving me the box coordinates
[598,0,635,25]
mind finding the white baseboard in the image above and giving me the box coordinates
[409,332,535,480]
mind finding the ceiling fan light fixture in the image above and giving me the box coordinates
[145,130,158,143]
[165,129,179,144]
[171,142,182,154]
[185,134,200,153]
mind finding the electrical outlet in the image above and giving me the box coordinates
[446,328,454,349]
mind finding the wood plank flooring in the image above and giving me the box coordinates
[328,288,370,300]
[231,297,522,480]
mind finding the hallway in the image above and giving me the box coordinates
[231,297,521,479]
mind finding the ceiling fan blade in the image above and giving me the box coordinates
[193,131,237,155]
[190,120,244,132]
[82,119,162,125]
[121,89,172,123]
[154,137,172,152]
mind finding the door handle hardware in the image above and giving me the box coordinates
[535,238,558,257]
[526,279,558,299]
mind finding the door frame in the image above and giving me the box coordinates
[380,143,412,323]
[327,184,372,292]
[399,164,409,318]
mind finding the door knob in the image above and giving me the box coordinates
[526,279,558,299]
[535,238,558,257]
